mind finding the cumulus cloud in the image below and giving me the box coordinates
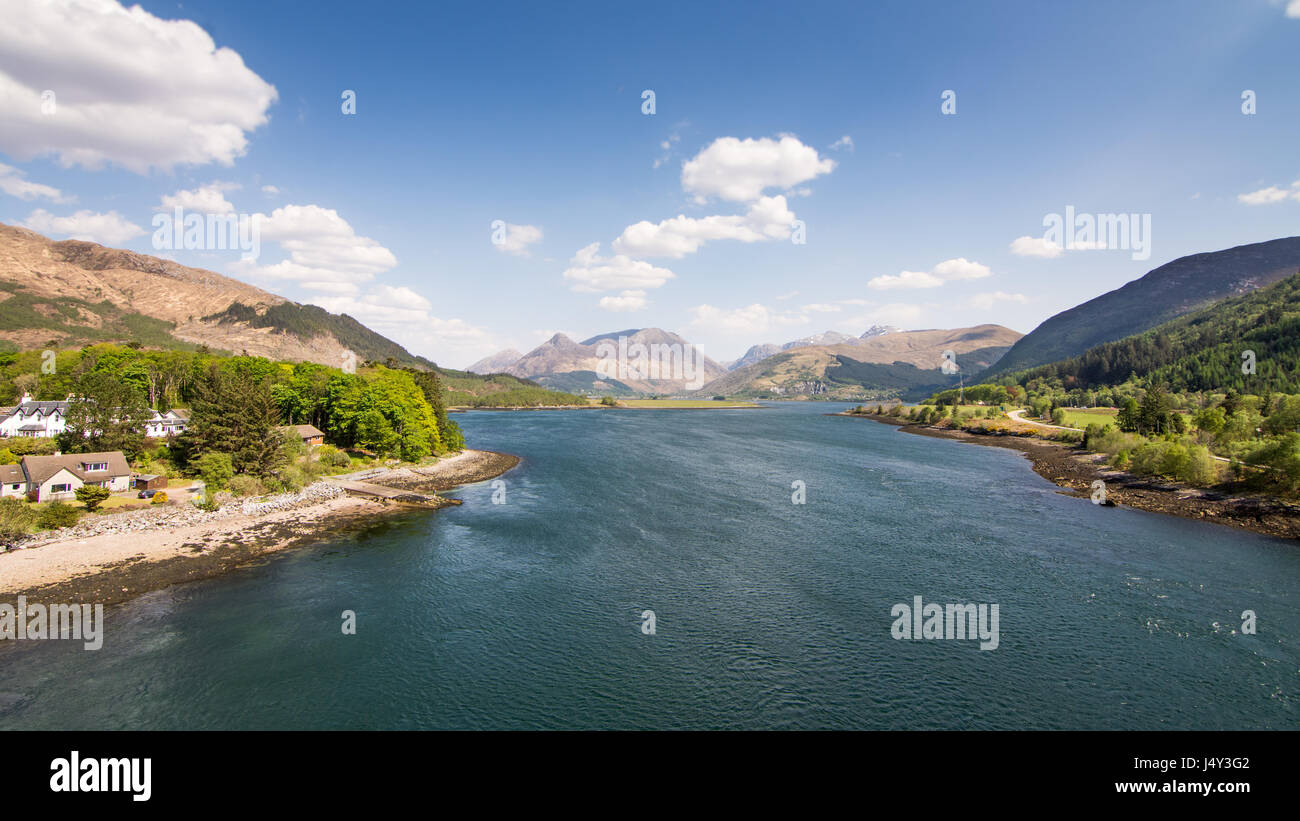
[0,163,70,202]
[561,242,675,293]
[158,181,239,214]
[598,289,648,311]
[312,285,496,367]
[612,195,796,258]
[681,135,835,203]
[493,222,543,256]
[1288,0,1300,18]
[21,207,144,244]
[869,258,991,290]
[687,303,810,335]
[970,291,1029,310]
[1009,235,1064,258]
[1237,181,1300,205]
[231,204,398,293]
[867,270,943,290]
[0,0,278,173]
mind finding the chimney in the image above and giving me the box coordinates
[20,392,32,403]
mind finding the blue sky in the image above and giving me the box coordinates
[2,0,1300,368]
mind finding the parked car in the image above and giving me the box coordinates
[137,489,158,499]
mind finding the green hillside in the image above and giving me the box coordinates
[0,281,210,353]
[981,236,1300,379]
[435,366,589,407]
[997,272,1300,395]
[204,301,434,369]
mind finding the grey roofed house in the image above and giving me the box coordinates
[0,463,24,484]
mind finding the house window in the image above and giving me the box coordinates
[84,462,108,471]
[10,484,19,490]
[51,483,72,494]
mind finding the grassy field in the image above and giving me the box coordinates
[620,399,761,409]
[1058,408,1119,428]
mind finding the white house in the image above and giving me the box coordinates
[0,395,189,439]
[14,451,132,501]
[0,463,26,498]
[0,394,72,438]
[144,409,191,438]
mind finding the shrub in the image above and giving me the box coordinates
[192,451,234,490]
[36,502,81,530]
[319,447,351,469]
[227,475,264,497]
[74,485,112,512]
[0,497,37,544]
[151,491,168,504]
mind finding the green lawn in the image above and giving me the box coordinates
[1059,408,1119,428]
[620,399,761,409]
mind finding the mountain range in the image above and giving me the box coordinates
[726,325,901,371]
[697,324,1022,400]
[7,220,1299,404]
[491,328,729,395]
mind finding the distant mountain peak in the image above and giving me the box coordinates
[466,348,524,374]
[861,324,902,339]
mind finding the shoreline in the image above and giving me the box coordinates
[0,449,520,607]
[835,412,1300,542]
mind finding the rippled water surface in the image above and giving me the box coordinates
[1,402,1296,729]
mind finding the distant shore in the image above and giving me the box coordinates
[0,449,520,607]
[837,411,1300,541]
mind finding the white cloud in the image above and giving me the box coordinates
[688,303,810,335]
[868,257,991,290]
[158,181,239,214]
[0,0,278,174]
[829,135,854,152]
[970,291,1029,310]
[312,285,497,367]
[612,195,796,258]
[868,270,943,290]
[493,222,543,256]
[561,242,675,293]
[261,185,280,195]
[0,163,70,202]
[681,135,835,203]
[1288,0,1300,18]
[775,290,799,301]
[1237,181,1300,205]
[653,129,682,169]
[21,207,144,244]
[801,303,842,313]
[598,289,648,311]
[232,204,398,291]
[1009,235,1065,258]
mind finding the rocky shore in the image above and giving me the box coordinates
[838,411,1300,541]
[0,449,520,607]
